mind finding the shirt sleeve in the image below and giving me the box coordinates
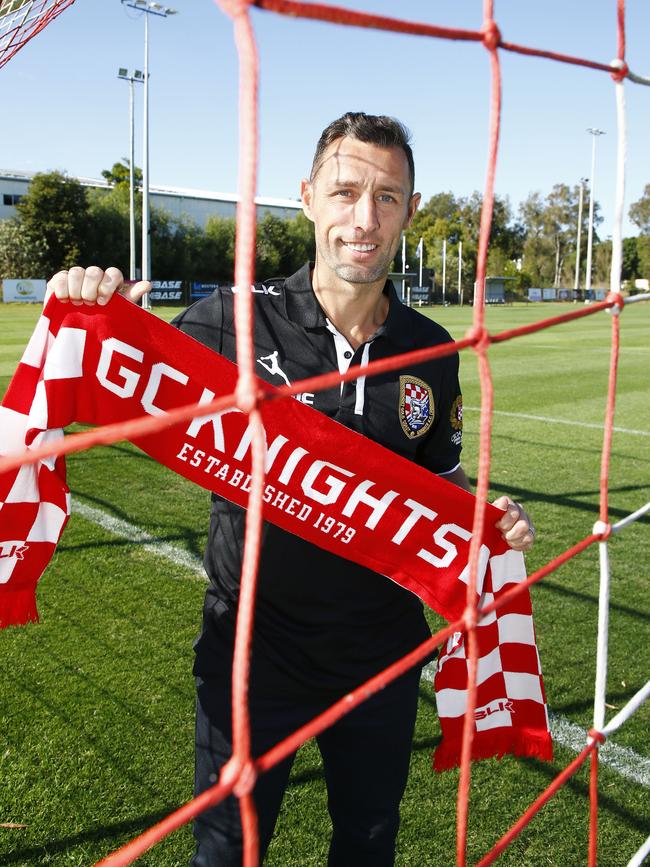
[170,289,225,355]
[416,350,463,475]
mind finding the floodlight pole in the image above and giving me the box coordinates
[143,7,150,303]
[118,68,143,281]
[574,177,586,297]
[129,72,136,280]
[121,0,177,309]
[585,128,605,299]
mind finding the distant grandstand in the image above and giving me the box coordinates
[0,168,302,227]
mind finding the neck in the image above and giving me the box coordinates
[311,261,389,349]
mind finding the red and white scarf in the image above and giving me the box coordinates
[0,295,552,769]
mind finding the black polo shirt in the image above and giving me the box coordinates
[173,263,463,700]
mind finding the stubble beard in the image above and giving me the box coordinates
[319,240,398,286]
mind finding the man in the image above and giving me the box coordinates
[48,112,534,866]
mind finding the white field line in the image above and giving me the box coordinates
[70,499,650,789]
[72,501,207,581]
[463,406,650,437]
[627,834,650,867]
[420,662,649,789]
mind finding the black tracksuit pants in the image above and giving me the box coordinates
[190,664,422,866]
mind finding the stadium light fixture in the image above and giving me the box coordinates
[585,128,606,300]
[117,68,144,283]
[121,0,178,310]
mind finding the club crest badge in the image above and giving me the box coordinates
[399,376,434,438]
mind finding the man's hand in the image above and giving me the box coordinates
[492,496,536,552]
[46,266,151,307]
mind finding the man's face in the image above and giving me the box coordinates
[301,137,420,286]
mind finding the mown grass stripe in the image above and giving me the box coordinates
[71,498,649,791]
[464,407,650,437]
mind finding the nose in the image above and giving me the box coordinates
[353,193,380,234]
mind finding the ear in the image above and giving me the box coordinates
[404,192,421,229]
[301,178,315,223]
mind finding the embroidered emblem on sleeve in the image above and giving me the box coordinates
[450,395,463,446]
[399,376,434,438]
[450,395,463,430]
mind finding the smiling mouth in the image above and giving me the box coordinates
[342,242,378,252]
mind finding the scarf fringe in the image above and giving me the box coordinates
[433,728,553,772]
[0,589,39,628]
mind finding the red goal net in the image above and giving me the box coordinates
[0,0,75,69]
[1,1,648,865]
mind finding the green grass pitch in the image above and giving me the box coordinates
[0,300,648,866]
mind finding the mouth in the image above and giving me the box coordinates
[341,241,378,253]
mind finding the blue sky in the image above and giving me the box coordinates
[2,0,649,239]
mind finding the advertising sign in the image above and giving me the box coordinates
[528,288,542,302]
[191,282,219,300]
[2,279,46,303]
[410,285,431,303]
[149,280,185,305]
[542,288,556,301]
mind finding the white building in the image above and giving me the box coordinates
[0,169,302,227]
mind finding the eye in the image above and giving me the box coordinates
[377,193,396,203]
[334,189,352,198]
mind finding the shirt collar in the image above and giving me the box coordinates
[283,262,415,348]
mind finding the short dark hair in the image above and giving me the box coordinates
[310,112,415,194]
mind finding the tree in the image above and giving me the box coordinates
[0,218,49,279]
[593,240,612,287]
[15,171,90,274]
[405,191,521,301]
[203,216,236,282]
[101,159,143,191]
[285,212,316,271]
[636,235,650,281]
[85,185,133,273]
[254,213,317,281]
[405,192,464,298]
[519,183,600,288]
[80,160,146,274]
[255,214,289,278]
[629,183,650,235]
[622,236,639,282]
[519,192,555,287]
